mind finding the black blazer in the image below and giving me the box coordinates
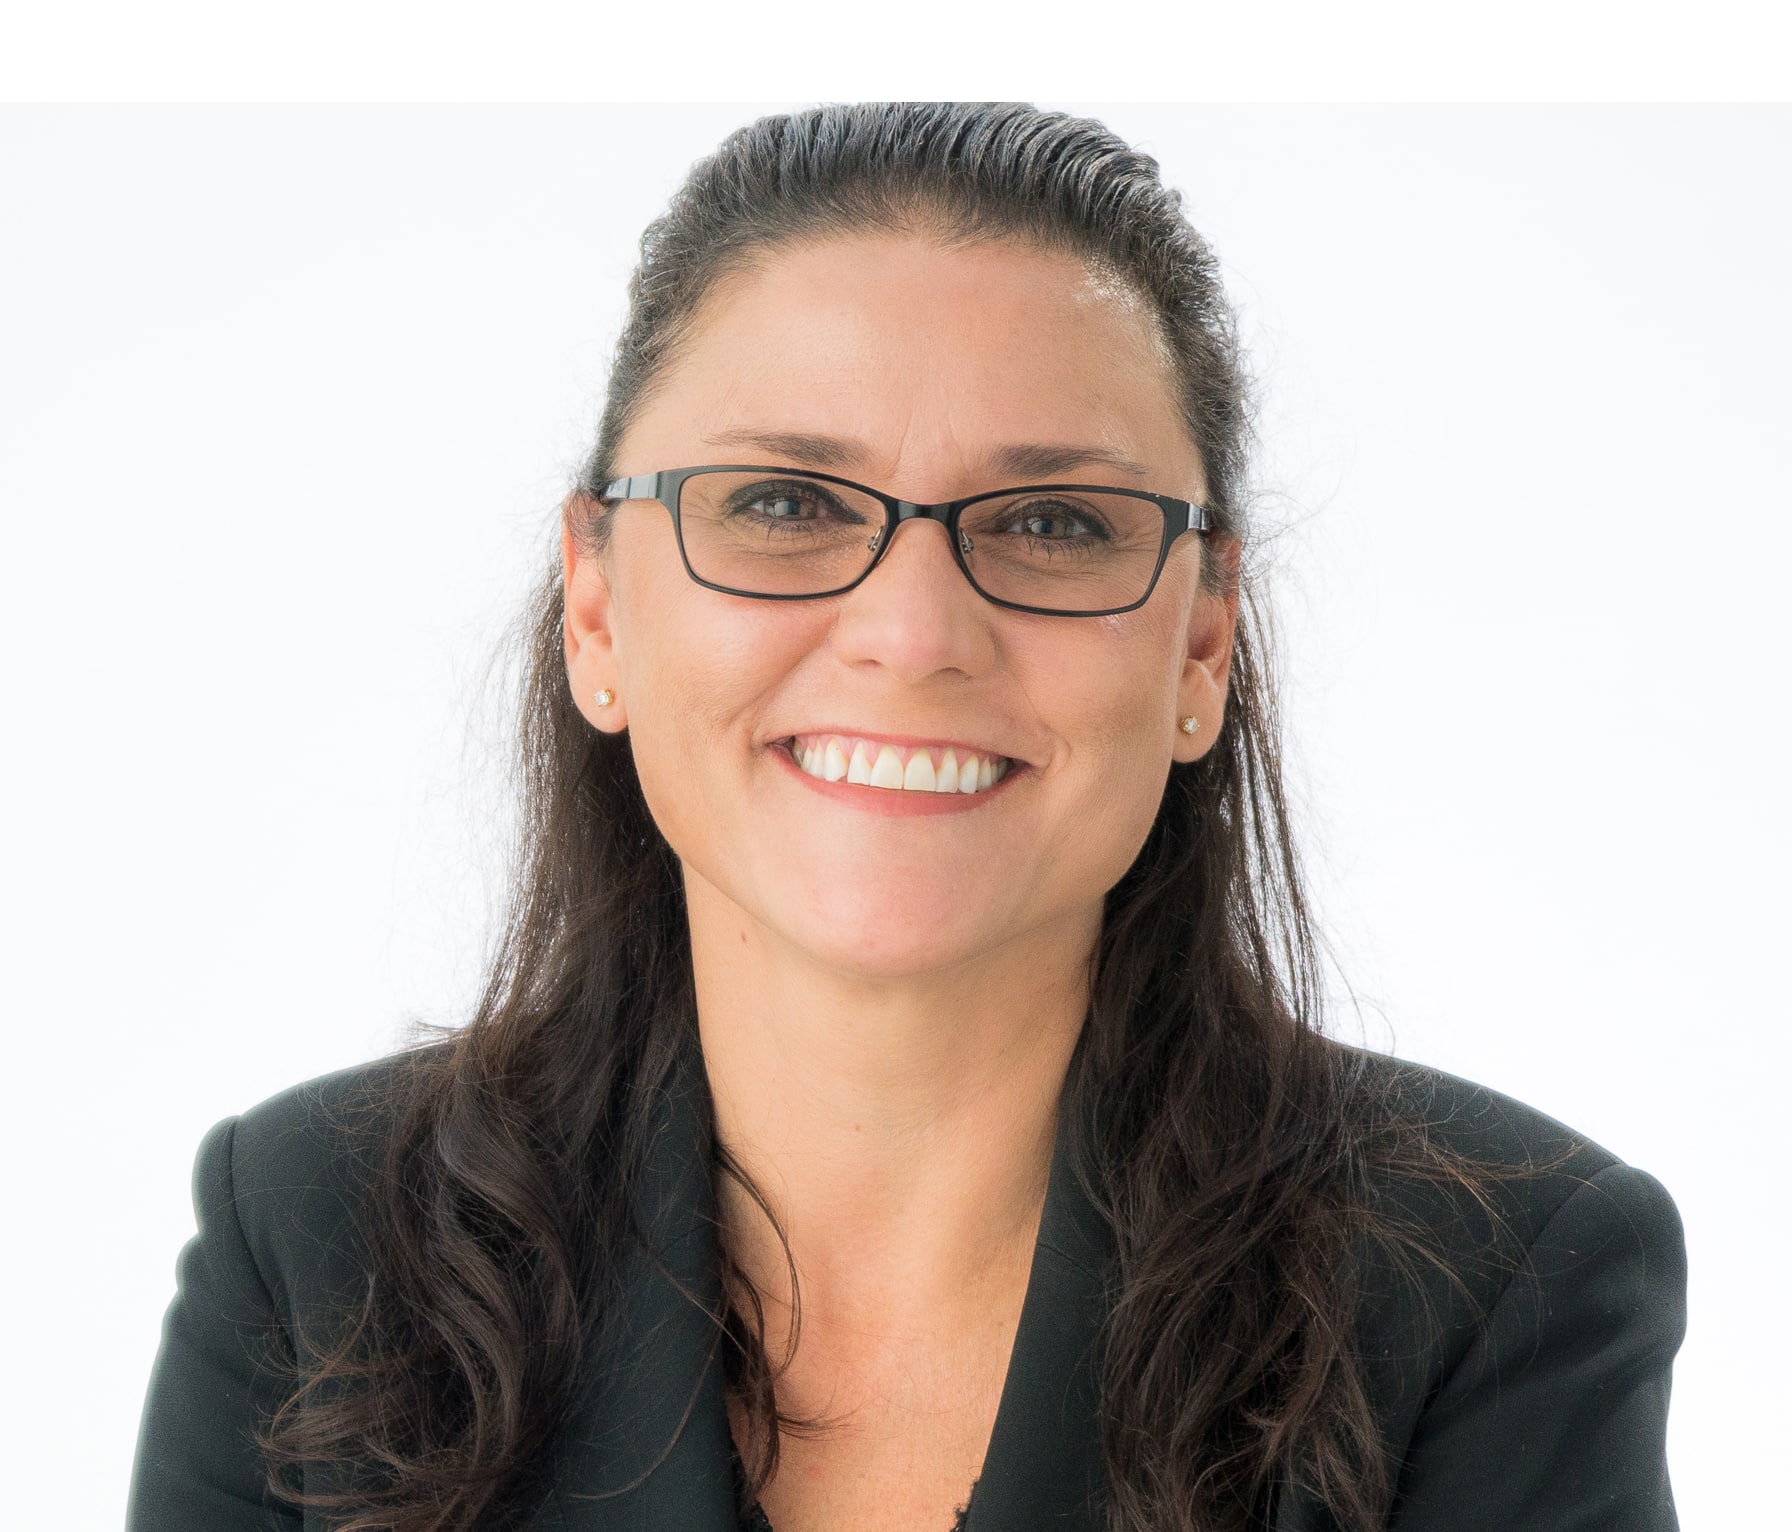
[127,1039,1686,1531]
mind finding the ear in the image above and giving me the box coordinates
[1173,535,1241,763]
[562,493,629,733]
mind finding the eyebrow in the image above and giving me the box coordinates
[700,428,1150,484]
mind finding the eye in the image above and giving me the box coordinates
[746,491,813,521]
[1022,506,1089,539]
[996,496,1113,542]
[724,479,866,526]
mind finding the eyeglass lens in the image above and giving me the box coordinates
[675,470,1167,612]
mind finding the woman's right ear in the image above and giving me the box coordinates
[561,493,628,733]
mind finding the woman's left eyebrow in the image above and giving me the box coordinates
[700,428,1149,483]
[990,441,1150,482]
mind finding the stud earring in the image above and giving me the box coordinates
[1178,716,1198,734]
[594,689,614,707]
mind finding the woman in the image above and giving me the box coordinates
[126,102,1686,1532]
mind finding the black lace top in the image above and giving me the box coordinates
[731,1438,977,1531]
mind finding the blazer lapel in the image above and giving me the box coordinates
[537,1034,738,1532]
[538,1035,1119,1532]
[966,1085,1116,1531]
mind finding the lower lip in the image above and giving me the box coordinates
[770,742,1026,816]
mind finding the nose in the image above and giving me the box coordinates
[876,500,971,554]
[829,512,996,683]
[858,509,973,592]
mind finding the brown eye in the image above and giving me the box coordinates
[1021,506,1094,539]
[756,494,808,520]
[724,480,867,527]
[987,496,1114,544]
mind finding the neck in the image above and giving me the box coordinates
[685,868,1097,1341]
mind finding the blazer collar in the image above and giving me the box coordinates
[538,1029,1117,1531]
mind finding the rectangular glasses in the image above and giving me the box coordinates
[600,465,1212,617]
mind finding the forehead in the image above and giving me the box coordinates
[623,233,1202,495]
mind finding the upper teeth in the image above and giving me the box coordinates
[789,734,1011,794]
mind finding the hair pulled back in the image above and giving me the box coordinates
[261,102,1463,1532]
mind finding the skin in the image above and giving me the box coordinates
[562,231,1240,1531]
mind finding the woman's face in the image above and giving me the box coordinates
[564,233,1238,984]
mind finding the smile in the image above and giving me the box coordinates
[783,733,1015,795]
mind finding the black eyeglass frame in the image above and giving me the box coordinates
[599,464,1214,618]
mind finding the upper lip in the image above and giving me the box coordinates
[777,728,1030,767]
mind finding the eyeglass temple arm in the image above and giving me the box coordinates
[601,473,664,501]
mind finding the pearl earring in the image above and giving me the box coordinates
[1178,716,1198,734]
[594,689,614,707]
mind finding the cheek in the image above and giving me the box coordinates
[608,520,759,727]
[615,587,824,837]
[1027,630,1180,886]
[1048,606,1185,754]
[1080,705,1176,884]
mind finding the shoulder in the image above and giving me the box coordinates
[1343,1044,1607,1161]
[1324,1049,1688,1527]
[197,1043,452,1322]
[226,1043,444,1182]
[1330,1045,1686,1460]
[1336,1043,1676,1246]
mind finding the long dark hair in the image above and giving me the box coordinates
[261,102,1494,1532]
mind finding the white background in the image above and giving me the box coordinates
[3,104,1786,1527]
